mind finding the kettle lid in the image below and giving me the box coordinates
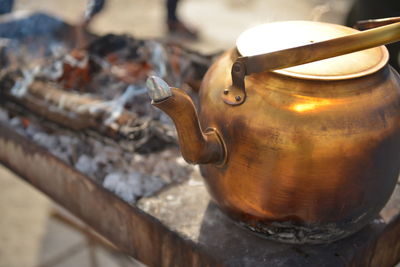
[236,21,389,80]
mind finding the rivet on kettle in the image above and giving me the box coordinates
[223,89,229,95]
[235,96,241,101]
[233,64,241,73]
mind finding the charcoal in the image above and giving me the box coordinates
[0,106,194,203]
[0,12,212,201]
[88,34,144,60]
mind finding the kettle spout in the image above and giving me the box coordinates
[146,76,225,165]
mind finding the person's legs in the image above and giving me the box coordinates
[84,0,106,23]
[0,0,14,15]
[166,0,179,23]
[166,0,198,40]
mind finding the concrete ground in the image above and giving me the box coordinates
[0,0,352,266]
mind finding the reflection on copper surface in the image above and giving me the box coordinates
[288,97,334,112]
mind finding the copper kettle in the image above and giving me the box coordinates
[146,18,400,244]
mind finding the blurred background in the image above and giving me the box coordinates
[14,0,351,53]
[0,0,376,266]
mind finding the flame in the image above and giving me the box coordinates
[289,98,334,113]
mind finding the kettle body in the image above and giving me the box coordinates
[146,19,400,243]
[198,48,400,243]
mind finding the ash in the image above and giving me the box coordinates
[0,107,193,204]
[0,13,210,204]
[0,29,210,151]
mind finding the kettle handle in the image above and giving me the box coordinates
[223,17,400,106]
[353,16,400,31]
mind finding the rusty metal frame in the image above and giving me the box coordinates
[0,122,218,267]
[2,120,400,266]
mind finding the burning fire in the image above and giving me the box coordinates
[0,12,212,203]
